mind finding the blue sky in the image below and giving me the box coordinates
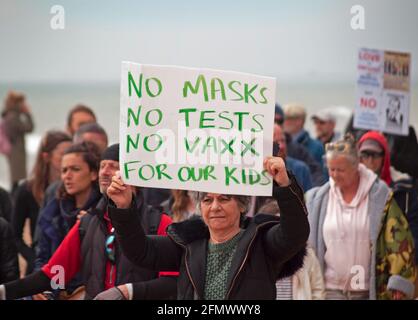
[1,0,417,83]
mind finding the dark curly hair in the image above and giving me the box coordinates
[57,141,101,200]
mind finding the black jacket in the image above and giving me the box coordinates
[0,186,12,222]
[0,217,19,283]
[387,126,418,179]
[2,195,177,300]
[80,196,176,300]
[109,177,310,300]
[12,180,39,275]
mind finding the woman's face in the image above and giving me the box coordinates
[61,153,97,196]
[49,141,72,180]
[200,193,242,233]
[327,155,359,189]
[359,151,384,174]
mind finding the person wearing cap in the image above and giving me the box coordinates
[306,134,416,300]
[0,144,177,300]
[283,103,325,169]
[311,108,341,147]
[358,132,418,273]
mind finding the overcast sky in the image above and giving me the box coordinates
[1,0,417,83]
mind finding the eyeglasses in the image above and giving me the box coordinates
[359,150,384,160]
[105,228,116,264]
[325,141,352,153]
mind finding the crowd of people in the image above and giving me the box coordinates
[0,90,417,300]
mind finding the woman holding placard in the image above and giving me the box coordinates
[106,156,309,299]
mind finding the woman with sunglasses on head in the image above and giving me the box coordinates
[306,134,416,300]
[106,156,309,300]
[12,130,72,276]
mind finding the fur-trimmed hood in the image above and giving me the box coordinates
[167,213,281,245]
[167,213,306,281]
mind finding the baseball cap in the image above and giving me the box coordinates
[311,108,336,123]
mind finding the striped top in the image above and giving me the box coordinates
[276,276,293,300]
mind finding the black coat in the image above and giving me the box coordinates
[109,177,310,300]
[80,196,176,299]
[0,217,19,283]
[0,186,12,222]
[1,196,177,300]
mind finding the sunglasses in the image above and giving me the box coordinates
[359,150,384,160]
[325,141,352,153]
[105,228,116,264]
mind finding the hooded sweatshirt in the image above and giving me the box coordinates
[323,164,377,291]
[358,131,392,186]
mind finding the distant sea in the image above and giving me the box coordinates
[0,81,417,191]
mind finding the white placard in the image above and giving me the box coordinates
[119,62,276,196]
[354,48,410,136]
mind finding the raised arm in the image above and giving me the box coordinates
[262,157,310,263]
[107,172,181,271]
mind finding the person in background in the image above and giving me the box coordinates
[311,108,341,147]
[0,186,12,223]
[1,91,34,193]
[283,103,325,168]
[274,123,312,192]
[385,126,418,185]
[275,103,325,187]
[12,130,72,276]
[73,122,108,154]
[41,122,109,211]
[34,142,101,299]
[66,104,96,137]
[306,134,415,300]
[258,199,325,300]
[0,144,177,300]
[142,188,172,210]
[161,190,197,222]
[106,156,309,300]
[343,114,418,183]
[0,217,19,286]
[357,131,418,268]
